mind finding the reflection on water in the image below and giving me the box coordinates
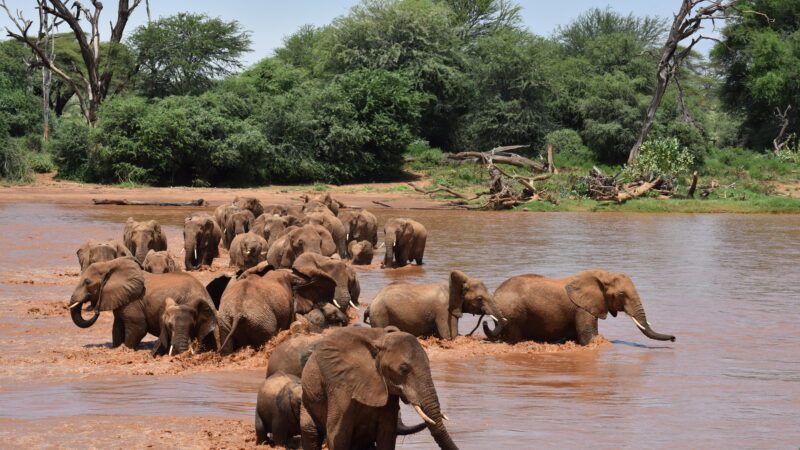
[1,204,799,447]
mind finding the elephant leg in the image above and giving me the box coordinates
[435,315,452,340]
[255,410,270,445]
[448,315,459,340]
[111,313,125,348]
[272,415,291,447]
[123,322,148,350]
[575,309,599,346]
[300,405,322,450]
[376,405,399,450]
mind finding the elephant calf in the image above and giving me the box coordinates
[183,213,221,270]
[76,239,131,272]
[347,240,374,265]
[365,270,505,340]
[124,218,168,263]
[383,218,427,268]
[228,232,268,270]
[256,372,302,447]
[143,250,180,274]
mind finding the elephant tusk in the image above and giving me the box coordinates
[333,299,341,309]
[190,347,195,355]
[194,248,197,260]
[69,302,81,310]
[377,242,385,249]
[490,315,498,322]
[443,413,449,421]
[349,300,358,309]
[631,316,646,331]
[413,404,436,425]
[169,345,174,356]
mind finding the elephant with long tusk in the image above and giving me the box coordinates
[484,269,676,345]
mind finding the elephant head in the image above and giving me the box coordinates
[262,216,292,247]
[143,250,178,274]
[348,240,374,265]
[225,208,255,245]
[283,225,335,266]
[68,257,145,328]
[565,270,675,342]
[234,196,264,218]
[293,252,359,313]
[289,262,339,314]
[124,218,167,263]
[77,239,131,272]
[158,297,217,356]
[230,232,268,270]
[435,270,508,339]
[303,303,349,332]
[315,327,457,450]
[183,214,217,270]
[383,218,413,267]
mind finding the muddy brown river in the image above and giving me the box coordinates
[1,203,799,448]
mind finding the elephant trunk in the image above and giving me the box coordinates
[184,240,198,270]
[383,235,395,267]
[69,291,99,328]
[480,297,507,339]
[396,412,427,436]
[134,241,150,264]
[418,388,458,450]
[171,327,191,355]
[626,302,675,342]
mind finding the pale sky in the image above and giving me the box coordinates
[1,1,721,67]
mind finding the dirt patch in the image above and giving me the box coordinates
[420,335,610,360]
[774,181,800,198]
[26,302,67,317]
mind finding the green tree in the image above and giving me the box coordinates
[129,13,252,97]
[555,7,667,56]
[712,0,800,150]
[435,0,521,39]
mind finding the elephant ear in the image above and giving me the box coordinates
[114,240,132,258]
[188,297,218,339]
[241,260,275,279]
[96,257,145,312]
[449,270,469,318]
[77,242,91,271]
[205,274,232,310]
[566,271,608,319]
[315,328,388,408]
[313,225,336,256]
[348,267,360,305]
[291,266,337,313]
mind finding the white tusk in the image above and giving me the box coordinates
[349,301,358,309]
[631,316,646,331]
[190,347,195,355]
[490,315,498,322]
[194,248,197,260]
[169,345,174,356]
[442,413,449,421]
[377,242,385,249]
[333,300,341,308]
[413,405,436,425]
[69,302,81,310]
[179,248,185,255]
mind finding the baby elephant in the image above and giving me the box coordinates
[304,304,348,332]
[143,250,180,274]
[256,372,302,447]
[347,240,374,265]
[229,232,268,270]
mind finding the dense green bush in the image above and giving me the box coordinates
[621,137,694,181]
[543,129,592,163]
[49,121,92,180]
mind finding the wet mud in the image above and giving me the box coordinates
[1,200,799,448]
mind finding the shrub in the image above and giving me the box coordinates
[0,140,31,182]
[28,151,56,173]
[621,137,694,182]
[49,121,92,180]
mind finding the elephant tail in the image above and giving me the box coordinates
[363,305,371,324]
[220,315,241,352]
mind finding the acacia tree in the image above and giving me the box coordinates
[628,0,769,164]
[1,0,143,126]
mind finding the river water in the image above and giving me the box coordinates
[1,203,798,448]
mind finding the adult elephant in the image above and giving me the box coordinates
[214,203,238,232]
[124,218,168,263]
[76,239,131,272]
[68,257,217,355]
[253,214,299,247]
[293,253,360,313]
[301,192,339,216]
[183,213,221,270]
[223,207,255,249]
[343,210,378,246]
[216,264,337,353]
[303,212,347,259]
[143,250,180,274]
[484,270,676,345]
[364,270,505,340]
[266,333,324,378]
[300,326,458,450]
[383,218,427,268]
[229,232,268,270]
[267,224,336,268]
[234,196,264,218]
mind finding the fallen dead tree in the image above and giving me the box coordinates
[461,163,557,210]
[407,183,470,199]
[580,168,677,203]
[447,145,547,173]
[92,199,208,207]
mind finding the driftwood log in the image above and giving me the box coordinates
[447,151,547,173]
[92,198,208,207]
[407,183,469,199]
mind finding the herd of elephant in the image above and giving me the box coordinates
[65,191,676,449]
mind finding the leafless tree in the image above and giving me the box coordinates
[1,0,143,127]
[35,1,60,141]
[628,0,770,164]
[773,105,794,153]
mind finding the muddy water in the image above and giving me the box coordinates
[1,203,799,448]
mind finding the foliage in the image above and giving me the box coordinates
[621,137,695,181]
[129,13,252,97]
[0,40,41,137]
[544,129,592,165]
[0,139,31,182]
[555,7,667,56]
[49,120,92,180]
[712,0,800,149]
[435,0,521,39]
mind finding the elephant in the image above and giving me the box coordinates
[267,224,336,268]
[68,257,217,355]
[292,252,360,314]
[304,304,348,332]
[303,212,347,259]
[124,218,168,263]
[159,297,218,356]
[347,240,374,265]
[216,263,337,353]
[234,196,264,218]
[76,239,131,272]
[364,270,505,340]
[266,333,324,378]
[301,192,339,216]
[214,203,238,231]
[254,214,300,247]
[183,213,221,270]
[261,203,289,216]
[228,232,268,270]
[223,207,255,249]
[483,270,676,345]
[256,372,303,447]
[142,250,180,274]
[342,210,378,246]
[383,218,427,268]
[300,326,458,450]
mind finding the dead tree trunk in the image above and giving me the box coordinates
[773,105,793,152]
[628,0,770,164]
[2,0,143,127]
[36,1,58,141]
[546,143,558,174]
